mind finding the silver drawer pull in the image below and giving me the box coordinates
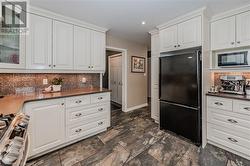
[243,107,250,111]
[75,129,82,133]
[228,137,238,143]
[227,119,238,124]
[98,122,103,126]
[75,113,82,117]
[214,102,223,106]
[75,100,82,104]
[98,97,103,100]
[98,108,104,112]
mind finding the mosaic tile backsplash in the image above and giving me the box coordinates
[213,72,250,86]
[0,73,100,95]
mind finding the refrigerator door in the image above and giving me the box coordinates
[160,49,200,108]
[160,101,201,144]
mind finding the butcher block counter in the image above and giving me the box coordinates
[0,87,111,115]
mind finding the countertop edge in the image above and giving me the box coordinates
[206,92,250,101]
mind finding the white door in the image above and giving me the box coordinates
[236,11,250,47]
[117,56,122,104]
[178,16,202,49]
[53,20,73,70]
[160,25,178,52]
[74,26,91,70]
[109,58,117,102]
[211,16,236,50]
[25,99,65,157]
[26,14,52,69]
[91,31,105,71]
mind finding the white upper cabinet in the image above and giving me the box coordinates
[236,11,250,47]
[178,16,201,50]
[91,31,105,71]
[160,25,178,52]
[159,16,201,52]
[53,20,74,70]
[74,26,91,70]
[211,16,236,50]
[26,14,52,69]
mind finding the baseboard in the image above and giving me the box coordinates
[125,103,148,112]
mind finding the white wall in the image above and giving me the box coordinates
[106,34,148,109]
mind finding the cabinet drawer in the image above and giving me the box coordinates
[66,95,91,108]
[66,104,109,125]
[66,119,107,141]
[207,108,250,133]
[91,93,110,104]
[207,96,233,111]
[207,123,250,156]
[233,100,250,115]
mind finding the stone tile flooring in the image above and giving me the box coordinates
[26,106,250,166]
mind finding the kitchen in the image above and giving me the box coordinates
[0,0,250,165]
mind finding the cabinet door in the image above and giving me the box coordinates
[53,20,73,70]
[91,31,105,71]
[25,99,65,157]
[151,56,159,86]
[74,26,91,70]
[211,16,236,50]
[236,11,250,47]
[160,25,178,52]
[151,86,159,122]
[26,14,52,69]
[178,16,201,49]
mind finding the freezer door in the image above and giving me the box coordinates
[160,101,201,144]
[160,50,200,107]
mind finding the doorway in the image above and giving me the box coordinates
[103,47,128,112]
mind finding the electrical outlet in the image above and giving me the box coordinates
[43,79,48,85]
[81,77,87,83]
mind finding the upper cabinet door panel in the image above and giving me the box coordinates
[26,14,52,69]
[211,16,236,50]
[160,25,178,52]
[236,11,250,47]
[53,20,73,70]
[74,26,91,70]
[91,31,105,71]
[178,16,202,49]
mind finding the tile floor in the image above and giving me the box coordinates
[26,106,250,166]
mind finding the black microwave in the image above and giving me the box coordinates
[217,50,250,67]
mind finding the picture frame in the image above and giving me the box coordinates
[131,56,145,73]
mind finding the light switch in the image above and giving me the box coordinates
[81,77,87,83]
[43,79,48,85]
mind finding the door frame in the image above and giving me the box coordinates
[106,46,128,112]
[108,54,122,104]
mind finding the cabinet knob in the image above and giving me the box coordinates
[92,66,94,68]
[61,103,65,106]
[227,119,238,124]
[53,65,56,67]
[88,66,91,68]
[98,97,103,100]
[49,64,51,67]
[178,45,180,47]
[228,137,238,143]
[237,41,241,44]
[174,45,177,48]
[98,108,103,111]
[98,122,103,126]
[231,42,235,45]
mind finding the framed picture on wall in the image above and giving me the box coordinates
[131,56,145,73]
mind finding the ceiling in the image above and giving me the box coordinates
[30,0,250,45]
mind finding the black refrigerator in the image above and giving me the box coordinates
[159,47,202,145]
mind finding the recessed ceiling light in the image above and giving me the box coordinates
[141,21,146,25]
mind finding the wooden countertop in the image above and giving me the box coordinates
[206,92,250,101]
[0,87,111,115]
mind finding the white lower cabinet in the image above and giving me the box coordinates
[207,96,250,160]
[24,99,65,157]
[25,92,110,158]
